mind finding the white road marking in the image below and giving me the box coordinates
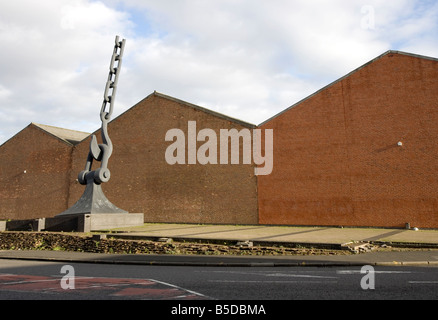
[337,270,412,275]
[208,280,338,284]
[151,278,210,298]
[265,272,337,279]
[199,270,337,278]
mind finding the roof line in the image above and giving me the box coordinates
[0,123,33,149]
[73,92,159,139]
[81,90,257,142]
[0,123,76,149]
[390,50,438,62]
[31,123,90,146]
[152,91,257,128]
[258,50,438,126]
[31,123,69,146]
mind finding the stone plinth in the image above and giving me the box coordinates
[4,213,144,233]
[44,213,144,232]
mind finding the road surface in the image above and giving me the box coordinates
[0,259,437,301]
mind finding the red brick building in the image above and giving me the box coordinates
[68,92,258,224]
[1,93,258,225]
[1,50,438,228]
[258,51,438,229]
[0,123,89,220]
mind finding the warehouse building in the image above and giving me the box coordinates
[1,50,437,228]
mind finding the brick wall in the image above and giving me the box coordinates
[258,52,438,228]
[0,124,73,219]
[68,93,259,224]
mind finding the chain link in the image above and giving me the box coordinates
[101,36,126,121]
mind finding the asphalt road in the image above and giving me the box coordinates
[0,259,437,301]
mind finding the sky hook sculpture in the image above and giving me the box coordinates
[58,36,127,216]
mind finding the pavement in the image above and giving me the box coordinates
[108,223,438,247]
[1,223,438,267]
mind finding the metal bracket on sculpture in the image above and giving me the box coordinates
[77,134,111,185]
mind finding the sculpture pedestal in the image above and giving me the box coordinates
[58,179,127,216]
[44,213,144,232]
[3,213,144,233]
[47,179,144,232]
[1,218,45,232]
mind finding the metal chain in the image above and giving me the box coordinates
[101,36,126,121]
[78,36,126,186]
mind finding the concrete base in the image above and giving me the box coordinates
[87,213,144,232]
[3,219,45,232]
[4,213,144,233]
[44,215,89,232]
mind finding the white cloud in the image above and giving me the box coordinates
[0,0,134,142]
[1,0,437,145]
[115,0,392,122]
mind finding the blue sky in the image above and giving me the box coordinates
[1,0,438,145]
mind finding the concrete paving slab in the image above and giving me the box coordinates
[110,223,438,246]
